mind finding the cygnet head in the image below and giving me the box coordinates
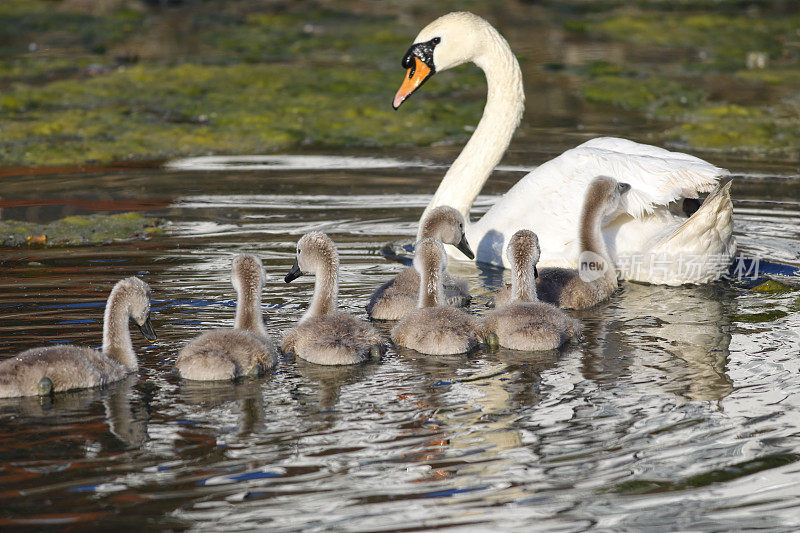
[585,176,631,219]
[420,206,474,259]
[393,12,496,109]
[413,237,447,277]
[506,230,540,276]
[232,254,266,293]
[115,277,156,341]
[285,232,338,283]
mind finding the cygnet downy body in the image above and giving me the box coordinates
[0,277,156,398]
[283,232,384,365]
[391,238,484,355]
[176,254,278,380]
[485,230,580,351]
[494,177,629,310]
[368,206,473,320]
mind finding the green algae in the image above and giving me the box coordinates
[3,1,800,165]
[577,12,800,72]
[202,11,409,68]
[579,61,800,155]
[0,61,483,166]
[608,453,800,495]
[732,308,790,324]
[0,212,164,247]
[666,102,800,154]
[736,68,800,85]
[582,72,705,116]
[751,280,797,294]
[565,7,800,156]
[0,3,484,167]
[0,0,144,56]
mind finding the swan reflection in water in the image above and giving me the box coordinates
[178,377,272,437]
[579,282,735,402]
[473,257,735,403]
[293,358,379,414]
[0,375,148,451]
[174,357,379,439]
[387,275,735,489]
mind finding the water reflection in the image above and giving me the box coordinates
[178,378,270,437]
[0,376,147,451]
[0,163,798,530]
[574,283,736,402]
[294,358,379,413]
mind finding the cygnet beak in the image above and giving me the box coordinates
[137,313,157,342]
[284,259,303,283]
[618,182,632,194]
[455,233,474,260]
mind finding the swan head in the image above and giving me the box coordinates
[413,237,447,277]
[585,176,631,219]
[232,254,266,294]
[506,230,540,278]
[116,277,157,341]
[420,205,474,259]
[393,12,494,109]
[285,232,339,283]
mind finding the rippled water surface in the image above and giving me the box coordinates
[1,155,799,531]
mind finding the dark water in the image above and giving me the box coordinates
[0,153,799,531]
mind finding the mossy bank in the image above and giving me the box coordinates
[0,1,485,167]
[564,5,800,157]
[2,0,800,166]
[0,212,164,246]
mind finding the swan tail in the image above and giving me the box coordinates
[623,181,736,285]
[578,137,729,218]
[619,161,729,219]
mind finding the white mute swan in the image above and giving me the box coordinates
[393,11,735,285]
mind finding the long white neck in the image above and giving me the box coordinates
[303,263,338,322]
[234,283,267,338]
[102,287,137,370]
[510,262,537,303]
[418,26,524,238]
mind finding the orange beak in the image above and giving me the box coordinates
[393,57,433,109]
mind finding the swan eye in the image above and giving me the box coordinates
[432,37,441,45]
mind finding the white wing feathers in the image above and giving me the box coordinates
[572,137,729,218]
[466,137,734,283]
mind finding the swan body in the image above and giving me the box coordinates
[283,232,384,365]
[0,277,156,398]
[176,254,278,380]
[485,231,580,351]
[394,12,735,285]
[495,177,628,309]
[391,238,484,355]
[368,206,472,320]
